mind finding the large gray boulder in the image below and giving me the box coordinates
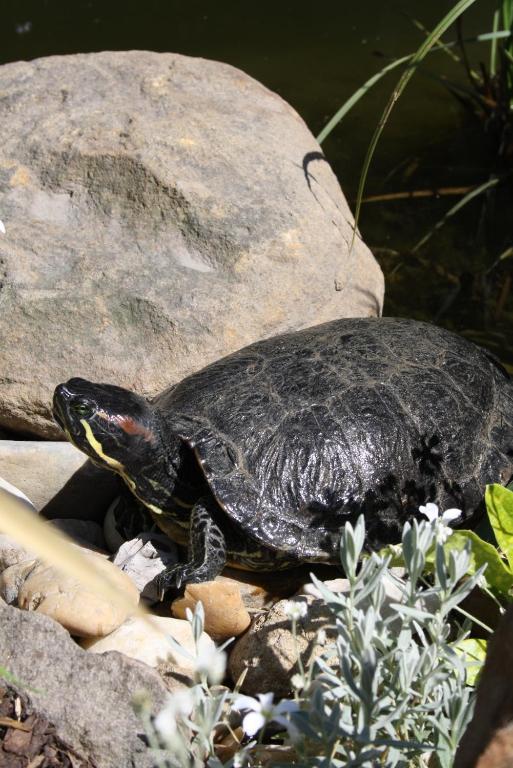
[0,603,169,768]
[0,50,383,437]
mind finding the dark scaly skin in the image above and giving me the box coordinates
[53,317,513,594]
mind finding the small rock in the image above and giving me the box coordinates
[228,596,331,696]
[17,549,140,637]
[112,532,179,601]
[0,533,34,572]
[299,577,349,599]
[299,569,438,624]
[82,614,212,685]
[0,441,86,511]
[217,564,342,611]
[0,558,37,604]
[49,518,107,550]
[172,581,251,640]
[214,726,244,763]
[455,604,513,768]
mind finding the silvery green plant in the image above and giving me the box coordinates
[287,516,482,767]
[134,602,243,768]
[141,515,483,768]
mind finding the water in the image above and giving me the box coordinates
[1,0,511,363]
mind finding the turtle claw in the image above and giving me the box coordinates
[156,564,188,600]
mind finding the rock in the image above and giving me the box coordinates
[0,558,37,604]
[0,50,383,438]
[172,581,251,640]
[0,681,95,766]
[455,604,513,768]
[0,603,168,768]
[299,569,439,625]
[82,614,212,689]
[467,726,513,768]
[0,474,36,509]
[217,564,342,611]
[112,532,179,601]
[0,440,86,510]
[49,518,107,549]
[0,533,34,572]
[16,549,140,637]
[228,596,331,696]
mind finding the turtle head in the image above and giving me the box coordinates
[53,377,158,474]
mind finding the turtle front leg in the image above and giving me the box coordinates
[156,497,227,598]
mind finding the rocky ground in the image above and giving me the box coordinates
[0,471,349,767]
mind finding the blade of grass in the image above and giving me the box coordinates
[406,14,461,63]
[490,8,501,76]
[411,176,500,253]
[352,0,479,248]
[316,30,509,146]
[316,54,411,145]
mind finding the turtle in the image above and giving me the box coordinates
[52,317,513,594]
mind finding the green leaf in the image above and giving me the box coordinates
[443,530,513,594]
[453,638,487,686]
[485,484,513,570]
[377,542,405,568]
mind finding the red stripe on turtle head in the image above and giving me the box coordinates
[97,411,156,443]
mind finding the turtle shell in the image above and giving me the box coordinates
[154,318,513,558]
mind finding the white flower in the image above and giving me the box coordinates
[419,503,462,544]
[419,502,439,523]
[290,673,305,689]
[283,600,308,621]
[434,522,452,544]
[154,689,194,742]
[234,693,300,738]
[0,220,5,235]
[194,635,226,684]
[441,508,462,523]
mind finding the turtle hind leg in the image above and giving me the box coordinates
[156,497,227,598]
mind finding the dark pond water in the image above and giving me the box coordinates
[2,0,512,365]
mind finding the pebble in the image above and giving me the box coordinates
[172,580,251,640]
[0,559,37,604]
[228,596,331,696]
[17,548,140,637]
[82,615,215,685]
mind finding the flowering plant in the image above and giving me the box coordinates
[142,512,485,767]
